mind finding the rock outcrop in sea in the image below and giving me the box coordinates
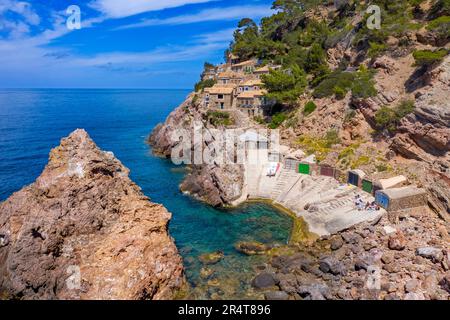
[150,94,245,207]
[0,129,185,300]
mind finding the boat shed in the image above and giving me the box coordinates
[348,169,366,187]
[375,186,427,211]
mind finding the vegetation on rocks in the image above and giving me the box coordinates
[296,129,341,162]
[195,78,216,92]
[413,48,449,67]
[303,101,317,116]
[375,100,415,132]
[269,112,288,129]
[206,110,234,126]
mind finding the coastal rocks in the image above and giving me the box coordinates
[439,274,450,293]
[319,257,346,276]
[416,247,444,263]
[200,268,214,279]
[234,241,269,255]
[267,207,449,300]
[252,272,278,289]
[0,129,185,300]
[388,231,407,251]
[330,236,344,251]
[181,164,244,207]
[264,291,289,300]
[199,251,224,265]
[297,283,330,300]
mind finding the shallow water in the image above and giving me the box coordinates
[0,89,292,299]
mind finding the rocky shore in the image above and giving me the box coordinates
[0,129,185,300]
[251,207,449,300]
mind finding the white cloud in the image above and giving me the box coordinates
[0,0,40,38]
[194,28,235,43]
[116,5,272,30]
[89,0,217,19]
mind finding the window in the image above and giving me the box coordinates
[218,94,224,99]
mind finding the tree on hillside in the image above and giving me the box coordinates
[262,64,307,106]
[232,18,260,60]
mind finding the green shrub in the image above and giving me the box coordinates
[206,111,234,126]
[195,79,216,92]
[333,86,347,100]
[313,71,355,98]
[375,100,415,132]
[352,66,377,99]
[396,99,415,118]
[426,16,450,38]
[368,42,388,59]
[413,49,449,67]
[303,101,317,116]
[269,112,287,129]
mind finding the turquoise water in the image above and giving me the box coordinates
[0,89,292,299]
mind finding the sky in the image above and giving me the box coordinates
[0,0,274,89]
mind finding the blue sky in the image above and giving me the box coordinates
[0,0,274,88]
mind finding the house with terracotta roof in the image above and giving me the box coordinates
[217,71,244,85]
[237,79,263,93]
[253,65,282,78]
[231,59,258,74]
[206,85,236,110]
[236,89,267,116]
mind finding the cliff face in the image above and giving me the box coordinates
[149,95,245,207]
[0,129,185,300]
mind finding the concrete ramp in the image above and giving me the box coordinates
[243,165,386,236]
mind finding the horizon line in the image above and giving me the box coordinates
[0,87,193,90]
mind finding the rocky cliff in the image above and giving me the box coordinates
[150,95,245,207]
[0,129,185,300]
[255,206,450,300]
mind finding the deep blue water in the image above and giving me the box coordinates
[0,89,292,299]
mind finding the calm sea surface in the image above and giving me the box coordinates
[0,89,292,299]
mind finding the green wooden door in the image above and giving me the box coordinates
[362,179,373,193]
[298,163,310,175]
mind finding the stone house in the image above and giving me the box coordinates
[206,85,236,110]
[236,90,267,116]
[231,60,257,73]
[237,79,263,93]
[217,71,244,85]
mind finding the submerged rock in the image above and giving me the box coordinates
[199,251,224,265]
[234,241,269,255]
[0,129,185,300]
[200,267,215,279]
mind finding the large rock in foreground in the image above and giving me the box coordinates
[0,129,185,300]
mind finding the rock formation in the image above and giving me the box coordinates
[149,94,245,207]
[257,207,449,300]
[0,129,185,300]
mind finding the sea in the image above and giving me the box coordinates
[0,89,292,299]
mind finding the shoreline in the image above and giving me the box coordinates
[243,198,319,244]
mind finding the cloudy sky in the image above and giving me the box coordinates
[0,0,274,88]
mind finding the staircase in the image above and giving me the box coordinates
[270,170,301,201]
